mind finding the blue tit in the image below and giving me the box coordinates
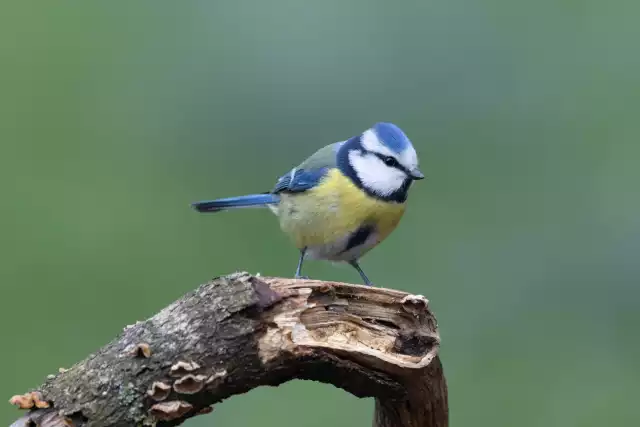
[192,122,424,286]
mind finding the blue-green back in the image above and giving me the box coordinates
[296,141,344,170]
[271,141,345,194]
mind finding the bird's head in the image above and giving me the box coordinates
[347,122,423,201]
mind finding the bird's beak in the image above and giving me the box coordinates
[409,168,425,180]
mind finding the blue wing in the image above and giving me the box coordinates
[272,167,330,194]
[271,141,344,194]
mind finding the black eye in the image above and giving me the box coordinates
[383,156,399,167]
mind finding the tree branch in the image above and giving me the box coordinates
[8,272,447,427]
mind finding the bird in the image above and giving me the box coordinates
[191,122,424,286]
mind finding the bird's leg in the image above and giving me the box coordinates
[294,248,309,279]
[349,260,373,286]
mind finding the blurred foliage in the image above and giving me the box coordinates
[1,1,639,426]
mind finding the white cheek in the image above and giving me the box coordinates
[349,151,406,196]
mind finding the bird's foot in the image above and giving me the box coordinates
[294,275,310,280]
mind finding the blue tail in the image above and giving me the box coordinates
[191,193,279,213]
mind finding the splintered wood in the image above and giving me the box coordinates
[258,278,440,371]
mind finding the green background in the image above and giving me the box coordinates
[1,1,638,426]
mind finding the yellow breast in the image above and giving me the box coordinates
[275,168,406,250]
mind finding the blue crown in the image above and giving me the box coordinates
[372,122,411,153]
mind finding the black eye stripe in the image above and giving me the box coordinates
[372,152,409,175]
[383,156,398,166]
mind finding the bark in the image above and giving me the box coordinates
[7,272,447,427]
